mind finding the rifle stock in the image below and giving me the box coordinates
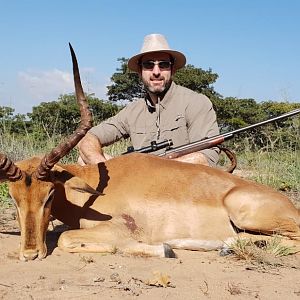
[160,136,227,159]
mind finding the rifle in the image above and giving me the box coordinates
[123,109,300,159]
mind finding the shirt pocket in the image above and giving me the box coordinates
[130,126,156,149]
[161,115,189,145]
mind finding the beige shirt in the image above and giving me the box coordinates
[90,82,220,165]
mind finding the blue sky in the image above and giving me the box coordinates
[1,0,300,114]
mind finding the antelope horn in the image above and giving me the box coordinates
[35,43,92,180]
[0,153,23,181]
[217,146,237,173]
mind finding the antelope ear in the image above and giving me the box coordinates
[64,176,102,196]
[52,165,101,195]
[51,165,102,207]
[63,176,102,208]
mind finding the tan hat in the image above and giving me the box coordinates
[128,33,186,73]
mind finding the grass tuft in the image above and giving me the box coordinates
[228,236,297,266]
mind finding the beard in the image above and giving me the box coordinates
[143,76,172,96]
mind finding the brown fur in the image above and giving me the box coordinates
[1,153,299,260]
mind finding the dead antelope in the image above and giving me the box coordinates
[1,46,300,261]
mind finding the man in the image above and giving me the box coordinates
[78,33,219,166]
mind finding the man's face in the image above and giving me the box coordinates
[139,52,173,95]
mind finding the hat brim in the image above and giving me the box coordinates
[128,50,186,73]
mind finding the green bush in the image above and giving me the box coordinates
[0,183,11,207]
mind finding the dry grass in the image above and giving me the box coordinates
[237,149,300,193]
[228,236,297,267]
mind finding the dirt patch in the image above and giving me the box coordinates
[1,206,300,300]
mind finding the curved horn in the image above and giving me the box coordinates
[0,154,23,181]
[35,43,92,180]
[217,146,237,174]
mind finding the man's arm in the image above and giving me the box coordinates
[77,105,132,165]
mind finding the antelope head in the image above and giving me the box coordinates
[0,44,92,260]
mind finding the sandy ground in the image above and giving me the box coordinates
[0,204,300,300]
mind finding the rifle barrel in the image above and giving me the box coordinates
[224,108,300,138]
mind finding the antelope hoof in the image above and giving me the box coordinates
[20,250,39,261]
[219,247,234,257]
[163,243,176,258]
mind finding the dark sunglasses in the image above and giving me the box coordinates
[140,60,173,70]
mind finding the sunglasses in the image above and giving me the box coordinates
[140,60,173,70]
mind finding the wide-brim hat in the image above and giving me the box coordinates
[128,33,186,73]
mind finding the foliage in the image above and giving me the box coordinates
[214,99,300,151]
[0,183,10,207]
[213,97,261,131]
[213,98,300,132]
[0,106,14,119]
[107,57,143,102]
[255,101,300,149]
[239,149,300,191]
[0,106,29,135]
[28,94,120,137]
[228,236,296,265]
[173,64,220,100]
[0,94,121,161]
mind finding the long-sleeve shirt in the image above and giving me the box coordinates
[90,82,220,166]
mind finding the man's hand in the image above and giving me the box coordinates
[77,133,111,165]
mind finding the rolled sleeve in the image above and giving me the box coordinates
[89,106,130,146]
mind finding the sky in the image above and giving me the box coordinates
[1,0,300,114]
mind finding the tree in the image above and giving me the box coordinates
[0,106,14,134]
[214,99,300,151]
[174,64,220,100]
[0,106,29,135]
[212,97,261,131]
[0,106,14,119]
[107,58,220,102]
[256,101,300,150]
[107,58,143,102]
[28,94,120,137]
